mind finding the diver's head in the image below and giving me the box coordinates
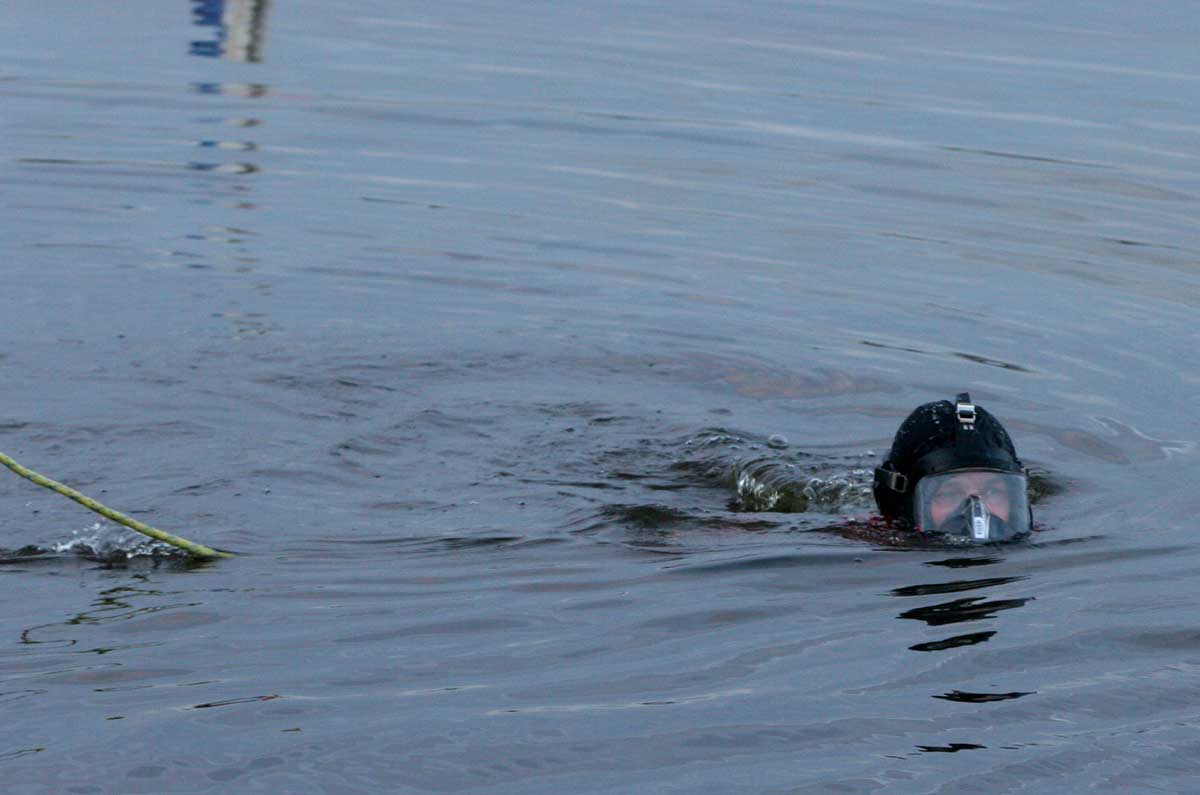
[873,392,1031,542]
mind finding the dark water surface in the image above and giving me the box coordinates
[4,1,1200,791]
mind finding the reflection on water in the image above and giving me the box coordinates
[893,556,1039,752]
[917,742,986,754]
[909,630,995,652]
[190,0,271,63]
[935,689,1033,703]
[187,81,266,186]
[897,594,1032,627]
[190,82,268,97]
[185,75,268,264]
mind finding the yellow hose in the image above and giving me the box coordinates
[0,450,233,559]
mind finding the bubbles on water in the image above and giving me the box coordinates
[682,429,876,514]
[734,460,875,513]
[50,523,185,562]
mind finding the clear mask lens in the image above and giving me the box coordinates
[913,469,1030,542]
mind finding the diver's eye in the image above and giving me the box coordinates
[934,486,969,505]
[980,482,1008,501]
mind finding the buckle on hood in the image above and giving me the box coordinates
[955,392,976,428]
[876,467,908,493]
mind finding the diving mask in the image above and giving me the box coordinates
[913,469,1030,542]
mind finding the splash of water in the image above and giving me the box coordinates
[50,522,184,561]
[733,458,875,513]
[683,429,876,514]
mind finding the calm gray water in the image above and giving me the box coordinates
[4,1,1200,792]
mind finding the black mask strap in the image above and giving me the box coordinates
[874,465,908,493]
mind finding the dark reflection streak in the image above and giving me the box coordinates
[898,596,1031,626]
[909,631,995,652]
[1025,535,1112,550]
[925,556,1002,568]
[934,690,1034,703]
[0,749,45,762]
[916,743,986,753]
[954,352,1032,372]
[192,694,279,709]
[891,576,1024,597]
[940,145,1103,167]
[859,339,1034,372]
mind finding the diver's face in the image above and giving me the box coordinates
[928,472,1010,530]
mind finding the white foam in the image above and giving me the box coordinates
[50,522,181,560]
